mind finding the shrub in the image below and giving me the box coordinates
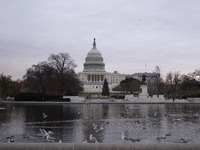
[15,92,46,101]
[15,92,63,101]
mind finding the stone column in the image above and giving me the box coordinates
[101,75,104,81]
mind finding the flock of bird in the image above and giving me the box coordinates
[84,122,110,143]
[2,106,200,144]
[92,122,109,133]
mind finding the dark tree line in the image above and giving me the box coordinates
[0,74,24,99]
[1,62,200,100]
[0,74,12,99]
[120,67,200,99]
[162,70,200,99]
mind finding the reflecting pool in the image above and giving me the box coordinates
[0,103,200,143]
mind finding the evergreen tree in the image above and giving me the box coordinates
[102,78,110,96]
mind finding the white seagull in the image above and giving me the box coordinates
[89,134,98,143]
[40,129,55,142]
[42,113,47,119]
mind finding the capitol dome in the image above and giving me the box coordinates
[83,39,105,72]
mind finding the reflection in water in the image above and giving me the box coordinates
[0,103,200,143]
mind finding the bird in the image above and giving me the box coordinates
[83,140,88,143]
[193,113,198,118]
[130,138,140,143]
[181,138,190,143]
[121,131,140,143]
[89,134,98,143]
[92,123,99,130]
[7,136,14,143]
[165,133,171,137]
[40,129,53,138]
[42,113,47,119]
[100,122,109,130]
[58,139,62,143]
[175,118,181,121]
[93,122,109,132]
[40,129,55,142]
[110,97,115,102]
[154,112,158,117]
[40,129,46,136]
[121,131,130,140]
[125,107,130,114]
[164,114,170,117]
[156,136,166,141]
[0,106,6,110]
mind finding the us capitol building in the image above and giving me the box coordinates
[78,39,158,94]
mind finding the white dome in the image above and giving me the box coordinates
[83,39,105,72]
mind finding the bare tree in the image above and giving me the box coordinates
[166,71,180,101]
[188,68,200,82]
[48,53,78,94]
[153,65,161,97]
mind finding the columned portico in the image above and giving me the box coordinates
[87,74,104,82]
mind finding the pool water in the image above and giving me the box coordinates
[0,103,200,143]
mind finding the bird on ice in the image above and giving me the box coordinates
[6,136,14,143]
[40,129,55,142]
[89,134,98,143]
[42,113,47,119]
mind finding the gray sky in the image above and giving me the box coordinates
[0,0,200,80]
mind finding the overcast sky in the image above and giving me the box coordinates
[0,0,200,80]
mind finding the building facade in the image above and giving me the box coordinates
[78,39,125,93]
[78,39,159,94]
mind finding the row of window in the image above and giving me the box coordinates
[111,79,123,82]
[84,65,104,69]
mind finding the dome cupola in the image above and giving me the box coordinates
[83,39,105,72]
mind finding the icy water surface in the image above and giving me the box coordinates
[0,103,200,143]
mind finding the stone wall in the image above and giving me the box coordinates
[0,143,199,150]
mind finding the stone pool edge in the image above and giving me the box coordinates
[0,100,198,105]
[0,143,200,150]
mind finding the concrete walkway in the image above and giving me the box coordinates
[0,143,200,150]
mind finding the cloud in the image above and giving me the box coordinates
[0,0,200,79]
